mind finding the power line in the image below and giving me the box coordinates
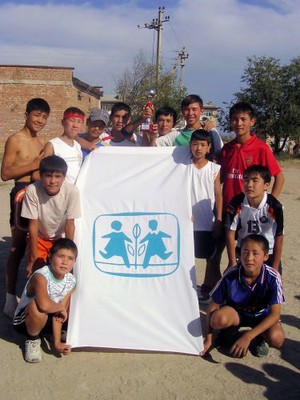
[138,6,170,91]
[171,47,189,96]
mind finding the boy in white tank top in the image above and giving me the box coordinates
[43,107,85,184]
[189,130,222,302]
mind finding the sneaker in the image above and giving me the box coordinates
[197,285,211,303]
[3,294,18,319]
[24,339,42,363]
[198,292,210,303]
[250,337,269,357]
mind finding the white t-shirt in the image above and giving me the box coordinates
[156,128,224,158]
[155,129,180,146]
[21,180,81,240]
[110,133,144,147]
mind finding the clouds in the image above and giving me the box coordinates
[0,0,299,107]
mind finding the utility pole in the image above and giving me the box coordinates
[171,47,189,97]
[138,7,170,92]
[178,47,189,97]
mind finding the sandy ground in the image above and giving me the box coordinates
[0,160,299,400]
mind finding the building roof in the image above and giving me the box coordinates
[0,64,103,100]
[72,77,103,99]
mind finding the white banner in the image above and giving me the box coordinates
[68,146,203,355]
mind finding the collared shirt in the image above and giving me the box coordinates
[220,134,282,210]
[211,263,284,317]
[225,192,284,254]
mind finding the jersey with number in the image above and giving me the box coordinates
[225,192,284,254]
[220,134,282,210]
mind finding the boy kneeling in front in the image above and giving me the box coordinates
[201,234,285,358]
[13,238,77,363]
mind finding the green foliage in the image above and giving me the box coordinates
[217,102,233,133]
[114,50,186,120]
[231,56,300,153]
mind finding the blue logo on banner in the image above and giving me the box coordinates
[93,212,180,277]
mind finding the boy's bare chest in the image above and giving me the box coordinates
[16,136,44,164]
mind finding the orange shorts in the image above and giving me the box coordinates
[10,183,29,231]
[27,236,55,270]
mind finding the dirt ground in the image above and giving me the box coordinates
[0,160,299,400]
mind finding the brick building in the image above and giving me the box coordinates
[0,65,103,152]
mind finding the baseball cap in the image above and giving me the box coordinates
[89,108,109,125]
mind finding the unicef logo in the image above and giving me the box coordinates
[92,212,180,277]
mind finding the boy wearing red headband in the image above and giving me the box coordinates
[43,107,85,184]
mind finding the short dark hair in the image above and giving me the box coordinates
[110,102,131,117]
[26,98,50,115]
[63,107,85,119]
[244,165,271,184]
[241,234,269,254]
[155,107,177,127]
[50,238,78,259]
[181,94,203,110]
[39,155,68,176]
[229,102,255,120]
[190,129,211,144]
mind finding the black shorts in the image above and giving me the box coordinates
[13,307,53,336]
[194,231,217,259]
[238,311,270,328]
[13,307,28,335]
[9,183,29,231]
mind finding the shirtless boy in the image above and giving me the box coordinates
[1,98,50,318]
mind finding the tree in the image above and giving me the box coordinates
[231,56,300,153]
[114,50,186,121]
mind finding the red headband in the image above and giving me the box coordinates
[63,112,85,122]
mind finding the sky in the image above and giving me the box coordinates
[0,0,299,108]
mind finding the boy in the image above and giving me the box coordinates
[21,155,81,277]
[108,102,132,144]
[220,102,285,212]
[201,234,285,358]
[189,130,222,301]
[149,94,223,161]
[43,107,85,184]
[226,165,284,271]
[76,108,110,159]
[154,106,177,136]
[112,102,154,146]
[1,98,50,318]
[213,102,285,278]
[13,238,77,363]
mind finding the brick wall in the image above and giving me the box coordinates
[0,65,100,153]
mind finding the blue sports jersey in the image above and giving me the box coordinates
[211,263,284,318]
